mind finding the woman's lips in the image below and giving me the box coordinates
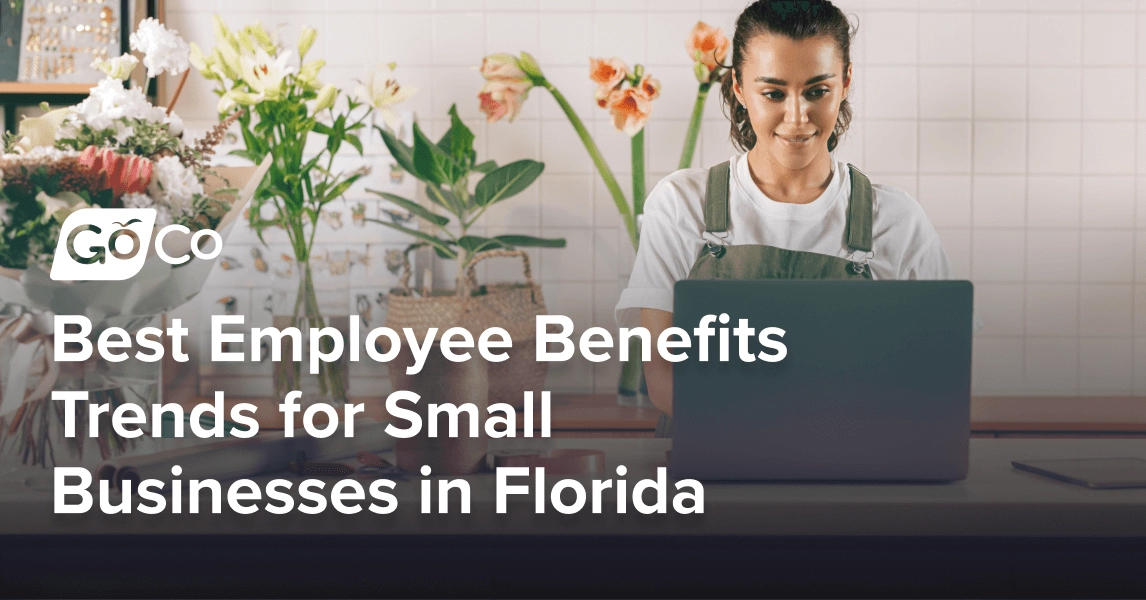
[775,132,816,147]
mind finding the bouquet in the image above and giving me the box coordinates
[0,18,269,467]
[190,16,413,406]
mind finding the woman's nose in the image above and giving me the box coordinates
[785,95,810,125]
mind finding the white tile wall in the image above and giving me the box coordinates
[167,0,1146,396]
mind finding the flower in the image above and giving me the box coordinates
[149,155,203,218]
[686,21,729,80]
[129,17,191,78]
[17,108,71,149]
[92,53,139,80]
[240,47,294,100]
[70,78,168,131]
[314,83,337,112]
[606,86,653,136]
[298,26,317,59]
[480,53,528,83]
[36,190,89,224]
[478,79,530,123]
[121,192,173,226]
[297,59,325,87]
[637,73,661,101]
[356,65,417,130]
[78,146,154,197]
[589,57,629,107]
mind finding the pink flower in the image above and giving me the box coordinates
[478,79,531,123]
[686,22,729,72]
[606,86,653,137]
[78,145,154,199]
[480,53,528,83]
[589,57,629,107]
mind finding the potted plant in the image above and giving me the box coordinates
[372,104,563,474]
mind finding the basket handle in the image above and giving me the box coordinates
[397,244,432,297]
[463,249,535,297]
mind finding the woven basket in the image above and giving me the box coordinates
[384,249,548,409]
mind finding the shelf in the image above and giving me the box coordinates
[0,82,94,95]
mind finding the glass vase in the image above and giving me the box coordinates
[271,257,349,406]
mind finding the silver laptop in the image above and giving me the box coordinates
[670,280,973,482]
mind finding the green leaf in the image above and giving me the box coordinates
[425,184,465,217]
[437,104,475,170]
[413,121,461,186]
[472,160,498,174]
[345,133,363,155]
[367,189,450,227]
[494,234,566,248]
[367,219,457,259]
[473,159,544,207]
[376,124,416,177]
[457,235,510,254]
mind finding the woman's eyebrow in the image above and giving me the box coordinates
[755,73,836,85]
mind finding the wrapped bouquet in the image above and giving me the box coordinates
[0,19,269,467]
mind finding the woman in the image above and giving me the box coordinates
[615,0,971,437]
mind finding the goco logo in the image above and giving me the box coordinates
[50,208,223,281]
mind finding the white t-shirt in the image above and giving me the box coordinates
[616,154,971,329]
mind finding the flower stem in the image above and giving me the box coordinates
[678,82,710,170]
[540,79,638,249]
[631,128,646,217]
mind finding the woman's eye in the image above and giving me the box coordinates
[806,88,828,99]
[763,90,784,100]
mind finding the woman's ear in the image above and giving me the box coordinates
[732,72,745,107]
[843,62,853,101]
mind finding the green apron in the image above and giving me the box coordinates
[654,160,875,438]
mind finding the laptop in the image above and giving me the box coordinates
[670,280,973,482]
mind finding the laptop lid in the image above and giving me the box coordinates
[670,280,973,481]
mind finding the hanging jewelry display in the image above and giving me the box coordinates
[17,0,122,83]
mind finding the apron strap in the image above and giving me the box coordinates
[703,160,731,233]
[846,164,873,253]
[705,160,874,252]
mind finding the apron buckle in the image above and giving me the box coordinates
[849,250,873,274]
[705,232,728,259]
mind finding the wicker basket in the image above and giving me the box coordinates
[384,248,548,408]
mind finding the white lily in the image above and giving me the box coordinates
[355,65,417,130]
[36,191,90,224]
[240,47,293,100]
[17,108,71,148]
[92,53,139,80]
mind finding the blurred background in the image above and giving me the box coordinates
[120,0,1146,397]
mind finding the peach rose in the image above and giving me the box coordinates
[480,53,529,83]
[478,79,531,123]
[589,57,629,107]
[606,87,653,137]
[686,22,729,72]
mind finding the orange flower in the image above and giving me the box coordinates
[478,79,531,123]
[637,73,661,101]
[606,87,653,137]
[686,21,729,72]
[589,57,629,107]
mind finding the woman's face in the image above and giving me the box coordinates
[733,33,851,172]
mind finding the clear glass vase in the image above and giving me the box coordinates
[616,225,652,407]
[271,258,349,406]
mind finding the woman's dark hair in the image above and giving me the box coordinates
[720,0,856,152]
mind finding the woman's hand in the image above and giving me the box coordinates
[641,308,675,416]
